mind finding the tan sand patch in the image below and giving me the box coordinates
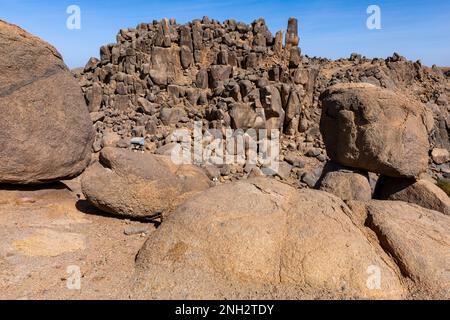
[13,229,85,257]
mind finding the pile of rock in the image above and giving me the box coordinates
[78,16,316,138]
[318,83,450,216]
[76,17,331,185]
[77,17,449,186]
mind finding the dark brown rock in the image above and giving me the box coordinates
[0,20,93,184]
[285,17,299,47]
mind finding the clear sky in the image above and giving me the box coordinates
[1,0,449,68]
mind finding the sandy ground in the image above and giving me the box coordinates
[0,177,156,300]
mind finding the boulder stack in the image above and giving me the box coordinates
[320,83,433,179]
[318,83,450,213]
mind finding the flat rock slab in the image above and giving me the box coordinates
[13,229,86,257]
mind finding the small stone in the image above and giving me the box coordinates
[431,148,450,165]
[117,138,131,149]
[306,148,321,157]
[102,131,120,148]
[243,163,255,174]
[302,172,318,188]
[276,162,293,180]
[124,226,150,236]
[16,197,36,204]
[317,154,327,162]
[247,167,264,179]
[220,164,232,176]
[93,137,103,153]
[90,111,105,123]
[284,153,305,168]
[204,165,221,180]
[132,126,146,138]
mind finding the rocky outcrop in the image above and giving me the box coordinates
[0,16,448,301]
[79,17,308,142]
[0,20,94,184]
[77,17,449,186]
[81,148,210,219]
[133,178,405,299]
[74,19,449,300]
[76,17,328,186]
[320,83,434,178]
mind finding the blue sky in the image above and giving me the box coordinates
[1,0,449,68]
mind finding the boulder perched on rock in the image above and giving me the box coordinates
[318,167,372,202]
[375,176,450,215]
[81,148,210,219]
[364,201,450,298]
[133,178,404,299]
[0,20,93,184]
[320,83,433,178]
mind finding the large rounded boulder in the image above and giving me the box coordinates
[81,148,211,219]
[0,20,93,184]
[133,178,405,299]
[320,83,433,178]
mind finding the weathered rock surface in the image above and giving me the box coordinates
[81,148,210,218]
[431,148,450,165]
[318,167,372,202]
[0,20,93,184]
[320,83,434,178]
[1,16,448,301]
[133,178,405,299]
[364,201,450,298]
[375,176,450,215]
